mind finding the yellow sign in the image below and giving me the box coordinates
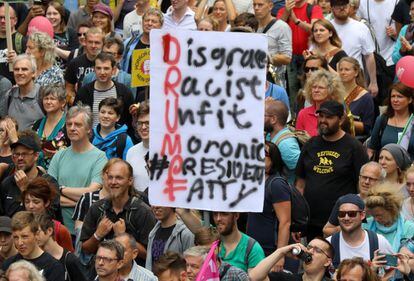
[131,49,150,87]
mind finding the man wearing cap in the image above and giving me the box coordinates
[0,216,17,269]
[296,100,368,240]
[0,130,59,218]
[330,0,378,97]
[326,194,393,268]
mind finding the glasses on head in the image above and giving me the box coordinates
[338,210,362,218]
[12,152,35,158]
[137,121,149,128]
[359,175,379,182]
[307,245,330,258]
[77,32,87,37]
[95,255,119,263]
[304,66,319,73]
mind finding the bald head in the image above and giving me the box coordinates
[265,99,289,126]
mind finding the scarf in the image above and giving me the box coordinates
[367,215,404,252]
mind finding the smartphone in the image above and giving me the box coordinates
[383,254,398,267]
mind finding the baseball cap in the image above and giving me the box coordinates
[0,216,12,234]
[337,194,365,210]
[330,0,350,6]
[93,3,114,20]
[316,100,344,117]
[10,135,41,152]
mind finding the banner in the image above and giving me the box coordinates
[149,29,267,212]
[131,49,150,87]
[196,241,220,281]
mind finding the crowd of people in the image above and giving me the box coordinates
[0,0,412,280]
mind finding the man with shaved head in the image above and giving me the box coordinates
[264,99,300,183]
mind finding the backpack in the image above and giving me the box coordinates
[14,32,23,54]
[114,133,127,158]
[331,230,379,268]
[275,127,311,149]
[267,175,310,233]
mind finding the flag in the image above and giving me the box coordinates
[196,240,220,281]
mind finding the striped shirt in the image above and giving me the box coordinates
[124,261,157,281]
[92,84,117,127]
[72,190,100,222]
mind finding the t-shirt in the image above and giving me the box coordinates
[151,225,175,265]
[2,252,65,281]
[126,142,149,192]
[246,176,291,254]
[92,84,117,127]
[357,0,398,65]
[115,0,136,30]
[326,231,393,262]
[64,53,94,88]
[59,249,88,281]
[277,3,324,55]
[54,28,79,69]
[392,0,410,25]
[331,18,375,67]
[269,272,303,281]
[123,10,143,38]
[48,146,107,234]
[219,233,265,272]
[296,134,368,226]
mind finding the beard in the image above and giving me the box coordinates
[333,11,349,21]
[318,121,340,136]
[264,122,273,134]
[340,221,361,234]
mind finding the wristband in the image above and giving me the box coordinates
[94,233,102,241]
[59,185,65,194]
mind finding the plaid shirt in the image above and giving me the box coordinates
[219,263,250,281]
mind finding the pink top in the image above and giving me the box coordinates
[296,105,318,137]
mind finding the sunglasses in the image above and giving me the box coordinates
[77,32,87,37]
[338,210,362,218]
[304,66,319,73]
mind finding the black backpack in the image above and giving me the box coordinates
[267,175,310,233]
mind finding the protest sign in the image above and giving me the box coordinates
[149,29,267,212]
[131,49,150,87]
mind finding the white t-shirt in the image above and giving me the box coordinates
[123,10,143,39]
[357,0,398,66]
[327,230,393,262]
[126,142,149,192]
[331,18,375,67]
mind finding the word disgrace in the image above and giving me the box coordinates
[149,29,267,212]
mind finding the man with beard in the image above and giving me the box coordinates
[265,99,300,184]
[326,194,393,268]
[0,131,59,218]
[213,212,265,273]
[80,159,156,265]
[296,100,368,240]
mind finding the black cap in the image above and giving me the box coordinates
[10,135,41,152]
[316,100,344,117]
[0,216,11,234]
[330,0,349,6]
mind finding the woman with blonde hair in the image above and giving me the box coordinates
[6,260,45,281]
[338,57,375,137]
[295,69,346,136]
[365,183,414,252]
[195,0,236,32]
[26,32,63,86]
[303,19,347,72]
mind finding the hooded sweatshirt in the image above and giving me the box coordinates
[92,124,134,160]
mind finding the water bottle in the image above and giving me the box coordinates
[292,247,312,264]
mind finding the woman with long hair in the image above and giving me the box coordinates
[338,57,375,137]
[92,3,114,37]
[368,82,414,159]
[304,19,347,72]
[195,0,236,32]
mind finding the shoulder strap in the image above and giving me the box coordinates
[115,133,127,158]
[377,115,388,144]
[306,4,314,22]
[244,237,256,268]
[263,19,277,34]
[219,263,232,279]
[64,250,71,281]
[332,232,341,268]
[274,131,296,146]
[367,230,379,260]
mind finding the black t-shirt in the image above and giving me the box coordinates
[59,249,88,281]
[246,175,291,254]
[392,0,410,25]
[151,225,175,264]
[161,0,171,13]
[0,155,12,165]
[64,53,94,88]
[127,39,150,74]
[0,33,27,83]
[296,134,368,227]
[269,272,303,281]
[130,39,150,102]
[54,28,79,70]
[2,252,65,281]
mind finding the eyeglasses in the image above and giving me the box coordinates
[338,210,362,218]
[137,121,149,128]
[304,66,319,73]
[12,152,35,158]
[359,175,379,182]
[77,32,87,37]
[95,255,119,263]
[307,245,330,258]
